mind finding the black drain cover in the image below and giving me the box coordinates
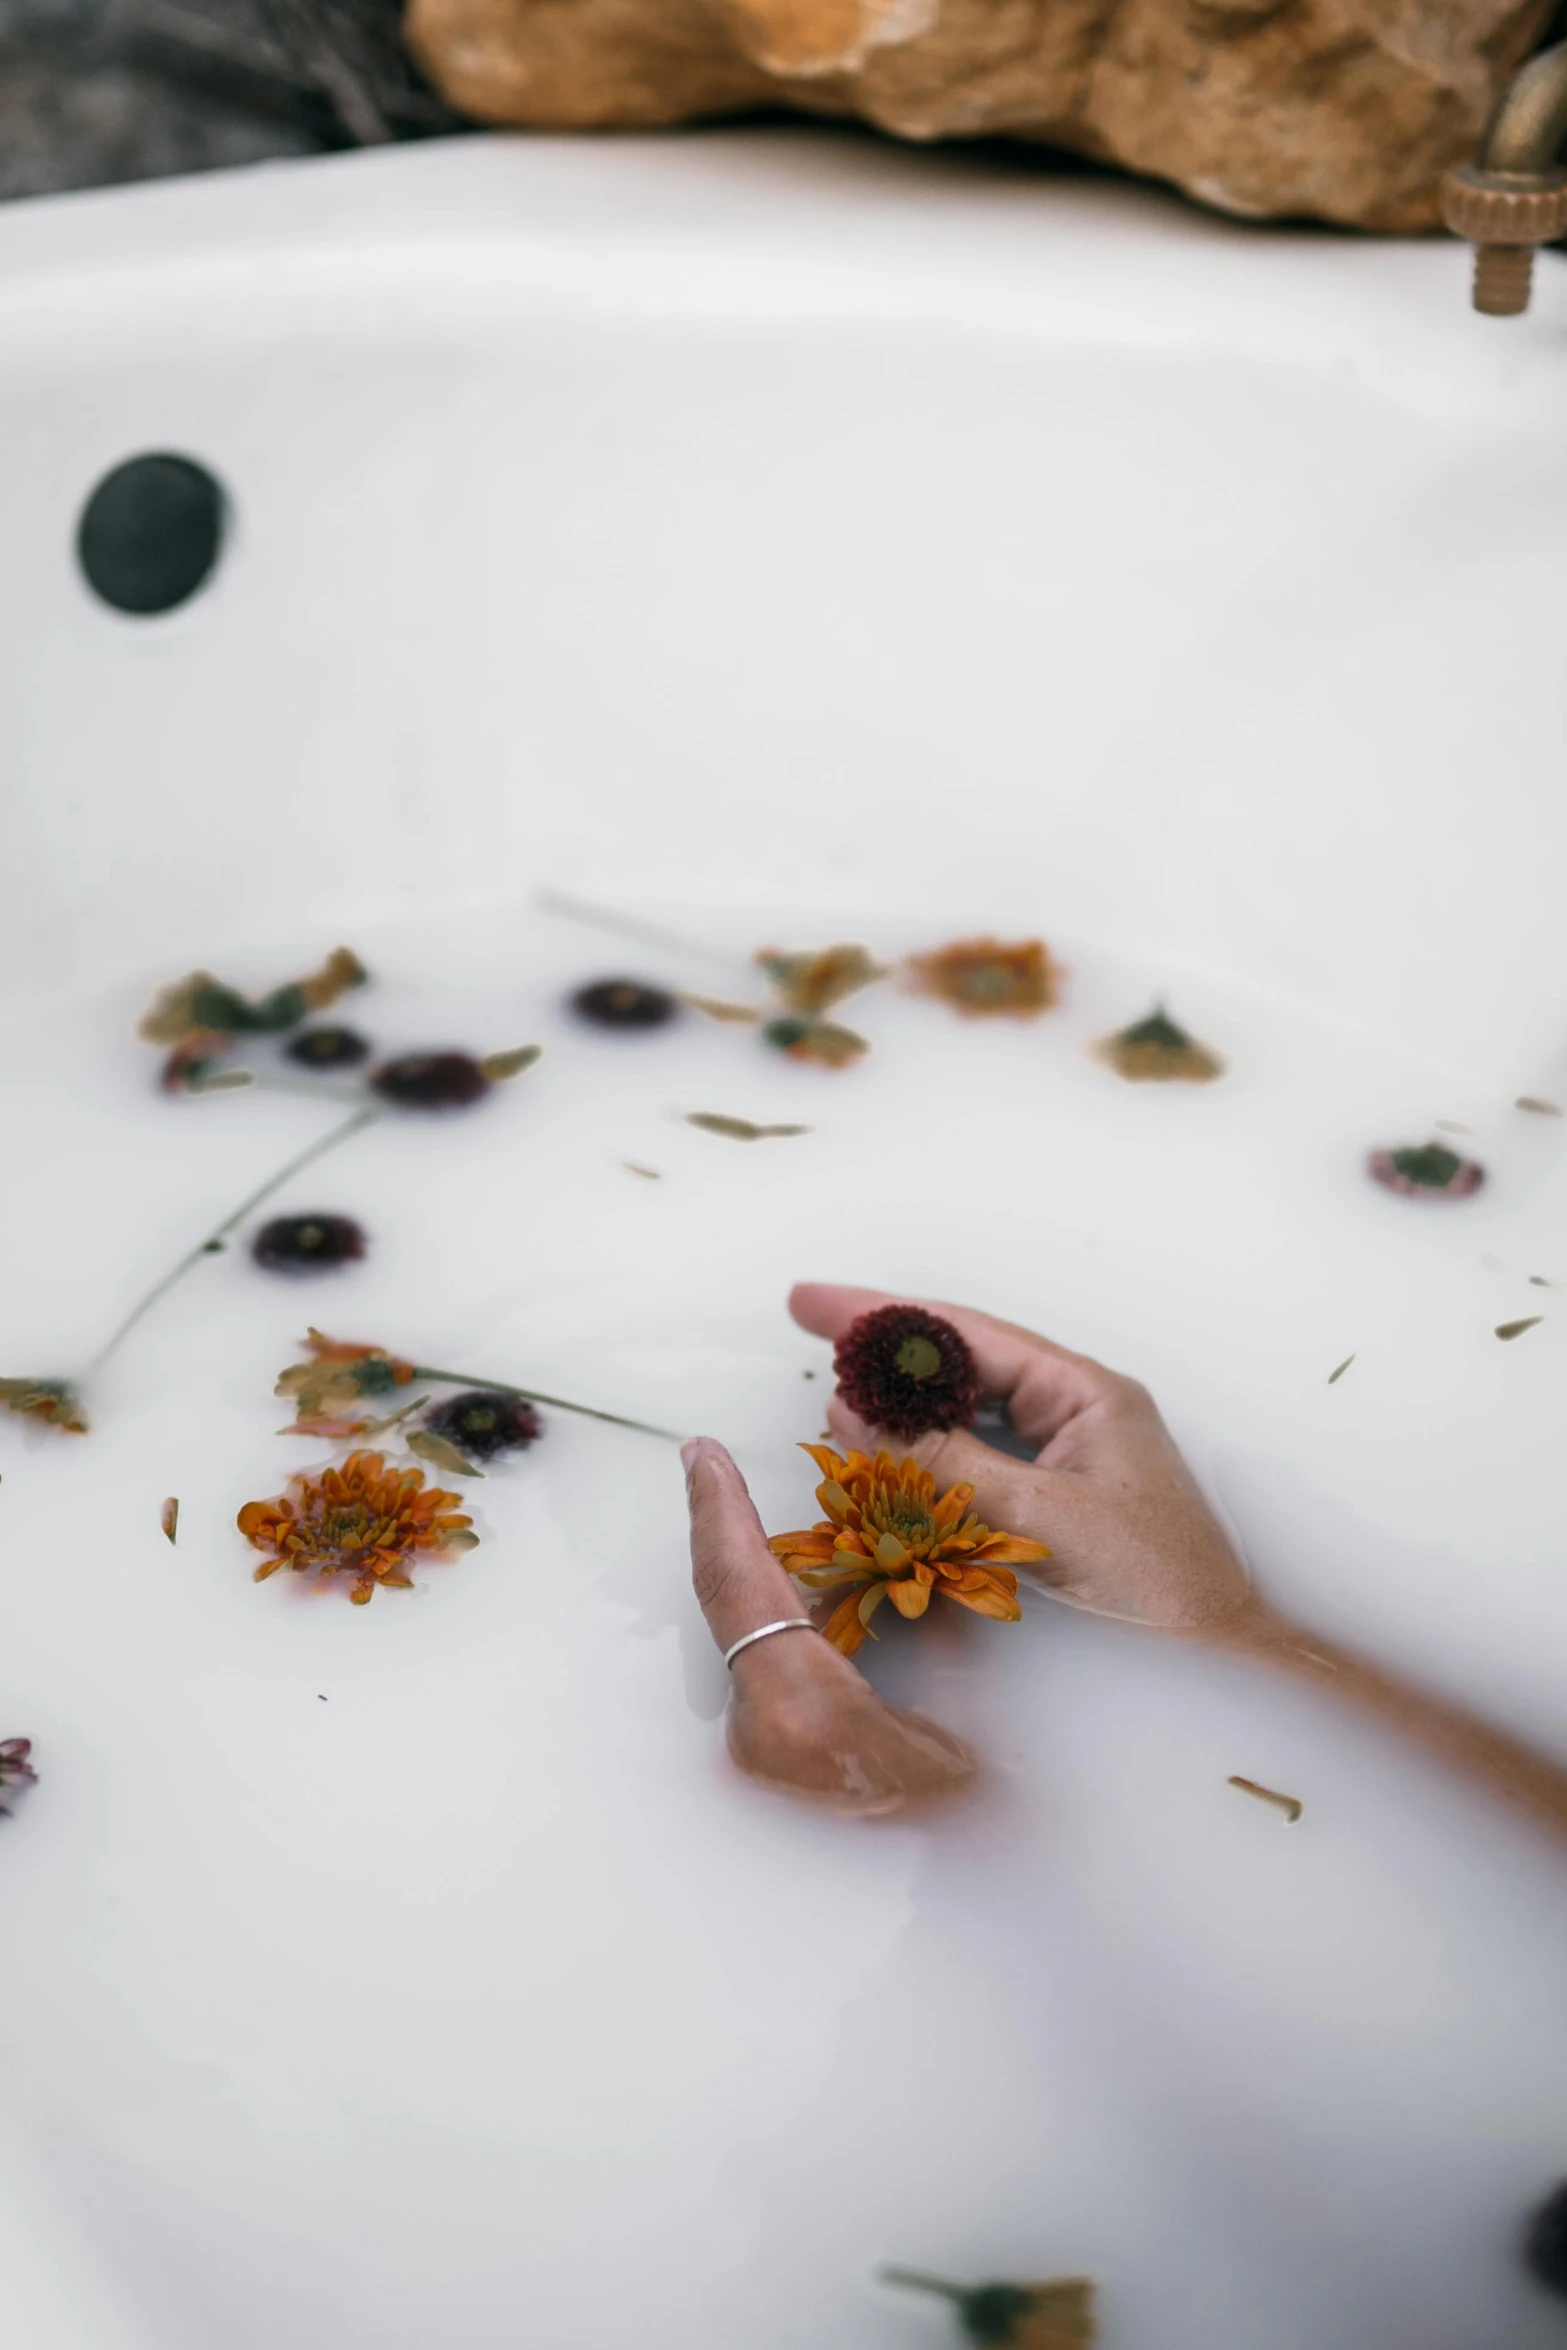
[77,453,225,615]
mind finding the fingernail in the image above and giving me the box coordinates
[680,1437,703,1474]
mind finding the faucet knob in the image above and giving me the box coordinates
[1441,165,1567,315]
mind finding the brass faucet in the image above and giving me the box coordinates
[1443,36,1567,315]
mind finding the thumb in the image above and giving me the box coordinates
[683,1436,813,1659]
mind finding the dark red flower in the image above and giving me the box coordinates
[833,1303,980,1441]
[1368,1144,1485,1199]
[371,1052,489,1111]
[285,1025,371,1070]
[571,978,679,1030]
[252,1213,367,1274]
[424,1390,542,1463]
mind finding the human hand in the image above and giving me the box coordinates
[790,1284,1253,1634]
[683,1435,977,1817]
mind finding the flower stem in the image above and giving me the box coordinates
[537,887,742,975]
[84,1104,383,1377]
[410,1366,681,1444]
[878,2270,967,2304]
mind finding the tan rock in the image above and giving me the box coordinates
[406,0,1552,231]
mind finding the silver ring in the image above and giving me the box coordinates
[723,1617,817,1671]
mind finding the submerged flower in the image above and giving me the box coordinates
[907,937,1056,1018]
[140,946,366,1045]
[285,1024,371,1070]
[275,1330,416,1434]
[762,1016,869,1070]
[769,1444,1046,1657]
[423,1390,542,1463]
[0,1737,37,1814]
[159,1028,234,1093]
[1097,1003,1224,1083]
[0,1378,88,1434]
[1369,1143,1485,1199]
[370,1051,489,1110]
[252,1214,367,1275]
[757,944,886,1018]
[571,977,679,1030]
[238,1449,476,1605]
[834,1303,980,1441]
[880,2268,1097,2347]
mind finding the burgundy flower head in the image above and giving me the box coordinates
[286,1025,371,1070]
[252,1213,367,1274]
[424,1390,542,1463]
[833,1303,980,1441]
[371,1052,489,1111]
[571,977,678,1031]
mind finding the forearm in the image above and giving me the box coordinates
[1204,1598,1567,1850]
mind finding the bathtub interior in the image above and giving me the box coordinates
[2,129,1567,2350]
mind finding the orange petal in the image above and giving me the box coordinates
[251,1557,283,1581]
[887,1577,931,1619]
[974,1535,1052,1565]
[819,1589,868,1657]
[801,1443,847,1481]
[856,1581,891,1636]
[942,1578,1023,1624]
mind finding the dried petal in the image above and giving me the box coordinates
[1228,1775,1303,1823]
[684,1112,812,1141]
[407,1429,484,1478]
[479,1044,542,1082]
[1327,1354,1355,1384]
[1496,1316,1544,1341]
[161,1497,179,1545]
[680,993,760,1024]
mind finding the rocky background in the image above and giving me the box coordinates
[1,0,1564,226]
[0,0,460,200]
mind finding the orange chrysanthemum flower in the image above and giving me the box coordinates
[0,1378,89,1434]
[274,1329,417,1436]
[238,1449,477,1605]
[768,1444,1048,1657]
[907,937,1057,1018]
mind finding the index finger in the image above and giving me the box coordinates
[787,1281,1124,1454]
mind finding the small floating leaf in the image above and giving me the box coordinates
[684,1112,812,1141]
[160,1497,179,1545]
[1229,1775,1303,1824]
[1434,1120,1475,1136]
[1516,1096,1563,1116]
[407,1429,484,1478]
[479,1044,542,1083]
[1496,1316,1544,1342]
[622,1162,662,1180]
[1327,1354,1355,1384]
[188,1066,256,1093]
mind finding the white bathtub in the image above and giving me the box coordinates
[3,128,1567,2350]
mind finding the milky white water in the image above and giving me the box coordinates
[5,898,1567,2350]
